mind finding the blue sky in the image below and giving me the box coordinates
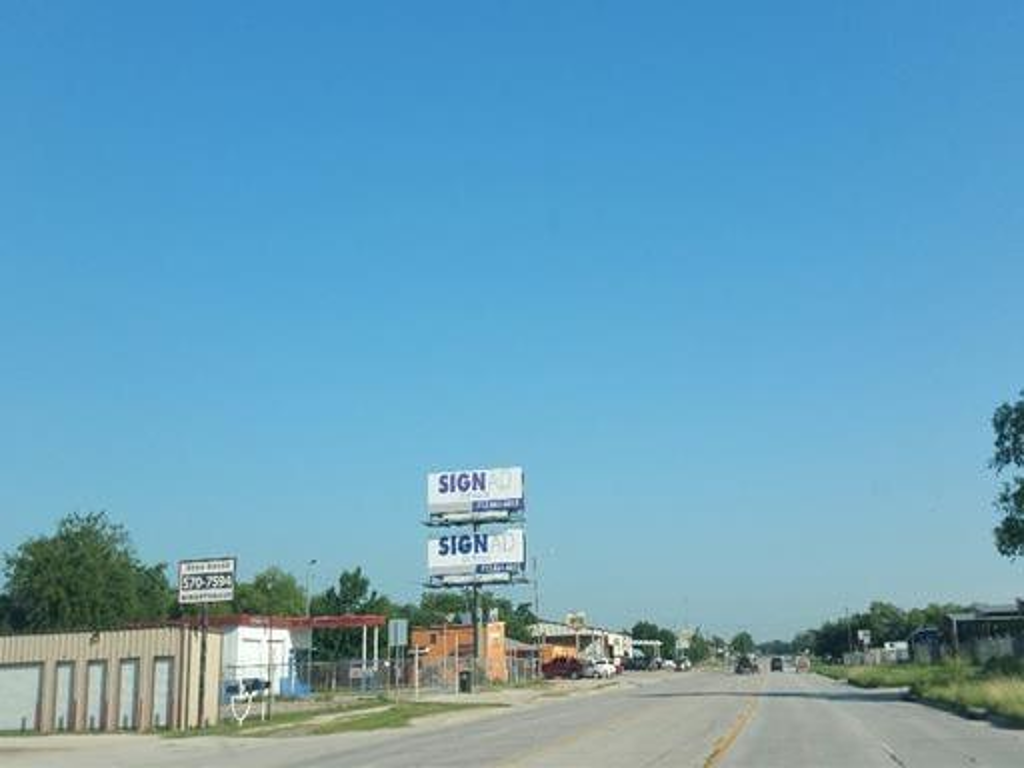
[1,2,1022,641]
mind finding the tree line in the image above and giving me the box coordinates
[0,511,538,660]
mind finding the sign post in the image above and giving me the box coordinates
[177,557,236,729]
[424,466,528,692]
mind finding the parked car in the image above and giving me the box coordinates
[542,657,583,680]
[661,659,677,671]
[676,657,692,671]
[770,656,784,672]
[583,658,616,678]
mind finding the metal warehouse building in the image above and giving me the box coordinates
[0,625,221,733]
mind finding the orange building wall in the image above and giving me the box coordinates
[410,622,508,683]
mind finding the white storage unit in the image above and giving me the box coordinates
[221,623,304,695]
[0,664,42,732]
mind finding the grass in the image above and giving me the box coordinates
[308,701,504,735]
[814,660,1024,726]
[164,696,388,738]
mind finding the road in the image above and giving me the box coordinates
[3,670,1022,767]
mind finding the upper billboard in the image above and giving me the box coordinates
[426,466,525,521]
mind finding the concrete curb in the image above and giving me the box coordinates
[902,691,1024,730]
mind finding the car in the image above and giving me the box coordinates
[661,659,677,671]
[542,657,583,680]
[583,658,616,678]
[735,654,759,674]
[676,657,692,671]
[770,656,784,672]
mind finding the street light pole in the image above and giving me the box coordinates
[305,559,317,692]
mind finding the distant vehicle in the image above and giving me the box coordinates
[676,658,692,671]
[542,657,583,680]
[583,658,616,678]
[626,656,652,671]
[661,659,677,671]
[770,656,784,672]
[735,655,759,674]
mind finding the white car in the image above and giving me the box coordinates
[661,659,677,671]
[584,658,617,678]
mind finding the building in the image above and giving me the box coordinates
[410,621,509,684]
[0,625,221,733]
[528,620,634,663]
[946,601,1024,663]
[212,614,387,697]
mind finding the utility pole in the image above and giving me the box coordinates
[532,555,539,616]
[305,559,317,692]
[845,606,853,655]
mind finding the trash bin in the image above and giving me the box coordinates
[458,670,472,693]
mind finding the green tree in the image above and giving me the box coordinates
[687,630,711,664]
[406,591,467,626]
[631,620,677,659]
[990,390,1024,557]
[2,512,173,631]
[730,631,755,655]
[233,566,305,616]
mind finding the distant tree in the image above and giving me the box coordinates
[631,620,677,659]
[406,591,467,626]
[631,621,661,641]
[506,602,539,643]
[990,390,1024,557]
[811,619,850,660]
[687,630,711,664]
[233,566,305,616]
[479,594,538,643]
[2,512,173,631]
[0,592,13,632]
[757,639,793,656]
[730,631,755,655]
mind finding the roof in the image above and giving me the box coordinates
[207,614,387,629]
[947,601,1024,623]
[505,638,539,652]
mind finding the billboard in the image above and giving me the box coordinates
[426,466,525,519]
[177,557,237,605]
[427,529,526,578]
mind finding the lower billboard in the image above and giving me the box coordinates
[426,529,525,578]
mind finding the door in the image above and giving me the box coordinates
[53,662,75,731]
[117,659,139,730]
[85,661,107,731]
[0,665,41,732]
[151,658,173,730]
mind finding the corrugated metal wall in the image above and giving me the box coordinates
[0,626,221,733]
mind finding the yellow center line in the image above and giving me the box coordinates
[703,679,763,768]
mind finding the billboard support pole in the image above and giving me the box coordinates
[197,604,208,729]
[472,520,481,689]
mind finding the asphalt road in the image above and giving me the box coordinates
[3,670,1022,767]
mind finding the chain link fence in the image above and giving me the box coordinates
[223,653,540,701]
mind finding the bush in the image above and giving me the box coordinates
[981,656,1024,677]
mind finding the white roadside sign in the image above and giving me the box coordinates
[178,557,237,604]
